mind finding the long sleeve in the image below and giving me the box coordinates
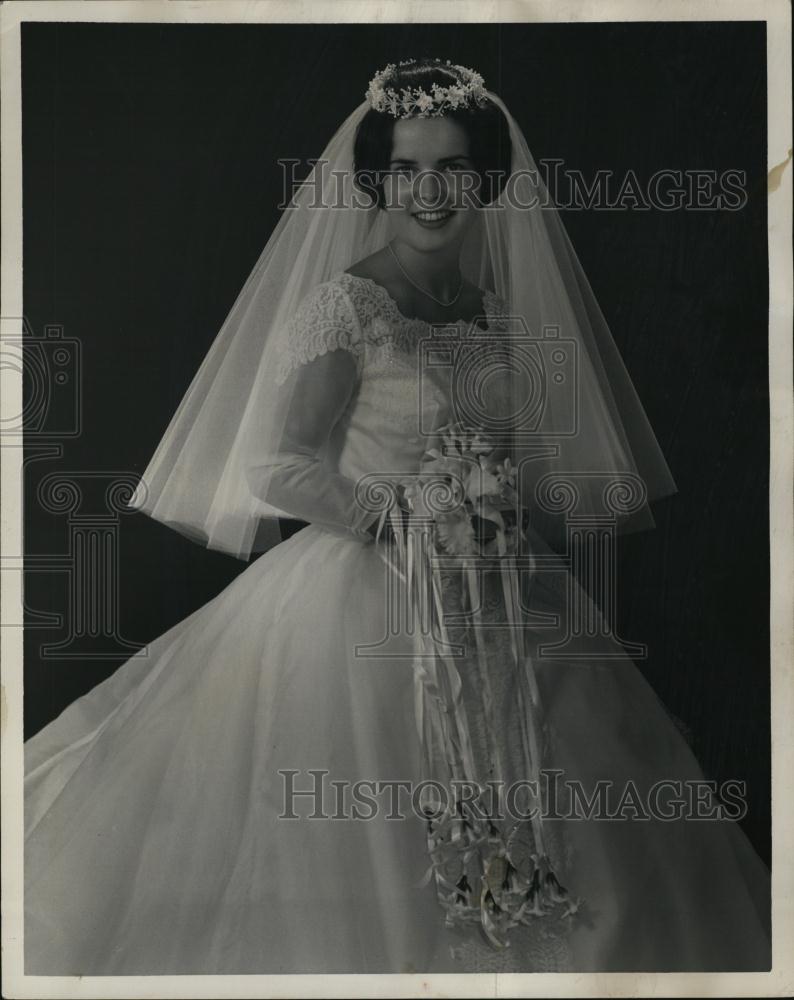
[245,281,378,541]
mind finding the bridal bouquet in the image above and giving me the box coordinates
[374,421,528,557]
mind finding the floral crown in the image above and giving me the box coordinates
[365,59,488,118]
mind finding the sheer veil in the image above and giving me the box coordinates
[128,89,676,560]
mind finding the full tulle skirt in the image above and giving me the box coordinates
[24,524,771,974]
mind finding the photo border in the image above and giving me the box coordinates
[2,2,791,997]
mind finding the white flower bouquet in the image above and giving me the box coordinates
[373,420,528,558]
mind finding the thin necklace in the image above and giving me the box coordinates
[387,242,464,309]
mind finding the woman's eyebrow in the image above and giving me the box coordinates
[388,154,473,165]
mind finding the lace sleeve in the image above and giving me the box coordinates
[275,280,365,386]
[245,280,376,542]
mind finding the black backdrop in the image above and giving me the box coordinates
[22,20,770,863]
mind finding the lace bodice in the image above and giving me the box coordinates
[250,273,509,542]
[275,272,508,385]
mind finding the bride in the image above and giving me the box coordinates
[24,58,771,975]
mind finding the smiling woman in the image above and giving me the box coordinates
[349,115,489,323]
[349,60,513,319]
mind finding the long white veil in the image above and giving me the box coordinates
[128,92,676,560]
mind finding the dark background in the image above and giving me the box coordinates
[22,21,770,862]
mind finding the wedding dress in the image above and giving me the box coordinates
[24,272,771,975]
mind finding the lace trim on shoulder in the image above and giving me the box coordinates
[274,280,364,386]
[337,273,510,346]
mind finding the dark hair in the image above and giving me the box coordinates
[353,59,512,208]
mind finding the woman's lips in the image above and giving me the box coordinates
[412,209,454,229]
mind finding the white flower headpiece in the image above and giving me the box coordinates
[365,59,488,118]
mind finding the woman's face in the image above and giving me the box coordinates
[382,116,481,254]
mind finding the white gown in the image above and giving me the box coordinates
[25,273,771,974]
